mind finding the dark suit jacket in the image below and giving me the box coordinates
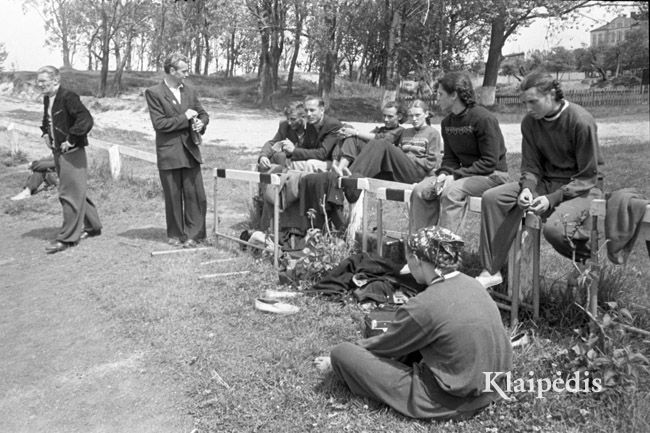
[40,87,93,151]
[258,120,305,162]
[291,114,342,161]
[145,81,209,170]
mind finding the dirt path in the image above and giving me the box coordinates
[1,96,648,154]
[0,176,194,432]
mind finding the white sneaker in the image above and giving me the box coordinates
[10,188,31,201]
[399,264,410,275]
[262,289,301,299]
[475,270,503,288]
[254,298,300,315]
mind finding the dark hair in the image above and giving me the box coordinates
[436,71,476,107]
[283,101,305,116]
[37,65,60,80]
[519,72,565,101]
[382,100,406,123]
[163,53,189,74]
[303,95,325,108]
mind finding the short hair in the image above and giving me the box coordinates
[163,53,189,74]
[283,101,305,116]
[303,95,325,108]
[437,71,476,107]
[382,100,406,124]
[519,72,564,101]
[36,66,60,81]
[408,99,433,125]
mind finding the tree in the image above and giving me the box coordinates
[247,0,288,105]
[479,0,592,105]
[543,46,576,79]
[24,0,83,69]
[0,43,8,71]
[575,46,608,81]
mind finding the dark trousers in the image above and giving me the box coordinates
[53,148,102,243]
[349,139,426,183]
[159,165,207,242]
[330,342,479,420]
[479,181,603,274]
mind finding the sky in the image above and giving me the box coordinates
[0,1,639,71]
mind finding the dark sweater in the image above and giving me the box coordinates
[519,101,601,208]
[438,105,507,179]
[358,273,512,410]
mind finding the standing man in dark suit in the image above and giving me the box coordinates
[145,53,210,248]
[36,66,102,254]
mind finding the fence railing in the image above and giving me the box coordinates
[495,85,649,107]
[397,85,649,107]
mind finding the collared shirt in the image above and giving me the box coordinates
[164,78,183,104]
[47,85,60,138]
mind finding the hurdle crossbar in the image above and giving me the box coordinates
[213,168,282,268]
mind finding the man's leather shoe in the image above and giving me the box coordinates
[45,241,74,254]
[168,238,183,247]
[183,239,200,248]
[80,229,102,240]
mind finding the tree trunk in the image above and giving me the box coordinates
[318,2,337,104]
[480,16,507,106]
[194,35,202,74]
[286,3,303,94]
[203,32,211,75]
[98,11,110,98]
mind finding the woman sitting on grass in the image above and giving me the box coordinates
[314,225,512,421]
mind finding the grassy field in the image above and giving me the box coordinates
[1,70,649,431]
[2,116,648,432]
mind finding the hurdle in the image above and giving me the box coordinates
[213,168,281,268]
[587,199,650,317]
[349,180,540,326]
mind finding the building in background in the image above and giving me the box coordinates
[590,14,645,47]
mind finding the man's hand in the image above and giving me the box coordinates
[282,140,296,154]
[529,195,550,214]
[435,173,453,195]
[258,156,272,171]
[60,141,74,153]
[192,118,204,132]
[517,188,534,210]
[338,126,357,138]
[43,135,53,150]
[184,108,198,120]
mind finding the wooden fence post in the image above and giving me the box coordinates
[7,123,19,159]
[108,145,122,180]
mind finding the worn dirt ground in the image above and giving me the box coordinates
[1,94,648,432]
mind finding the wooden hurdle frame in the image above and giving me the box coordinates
[348,179,542,326]
[213,168,282,268]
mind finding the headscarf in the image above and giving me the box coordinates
[406,226,464,272]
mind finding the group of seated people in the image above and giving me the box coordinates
[256,70,603,290]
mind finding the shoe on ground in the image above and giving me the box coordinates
[254,297,300,315]
[168,238,183,247]
[80,229,102,240]
[45,241,75,254]
[475,270,503,288]
[10,188,32,201]
[399,264,410,275]
[183,239,199,248]
[263,289,301,299]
